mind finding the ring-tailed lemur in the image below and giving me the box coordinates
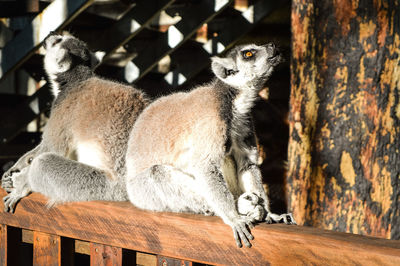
[1,32,149,211]
[125,43,296,248]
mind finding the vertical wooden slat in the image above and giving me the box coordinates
[0,225,7,266]
[90,242,122,266]
[157,256,192,266]
[33,231,61,266]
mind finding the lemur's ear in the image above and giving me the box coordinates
[90,51,106,68]
[211,56,237,80]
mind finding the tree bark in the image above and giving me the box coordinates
[288,0,400,239]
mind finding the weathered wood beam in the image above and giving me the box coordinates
[33,231,61,266]
[0,190,399,265]
[90,242,122,266]
[123,0,232,83]
[0,225,6,266]
[157,256,192,266]
[0,225,22,266]
[157,0,289,87]
[0,0,94,82]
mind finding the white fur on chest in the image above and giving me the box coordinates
[233,88,257,115]
[76,141,107,170]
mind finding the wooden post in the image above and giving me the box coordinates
[33,231,61,266]
[0,225,6,266]
[0,226,22,266]
[288,0,400,239]
[157,256,192,266]
[90,242,122,266]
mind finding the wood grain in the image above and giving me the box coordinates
[90,242,122,266]
[33,231,61,266]
[0,190,399,265]
[157,255,192,266]
[0,225,6,266]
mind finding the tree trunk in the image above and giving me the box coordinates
[288,0,400,239]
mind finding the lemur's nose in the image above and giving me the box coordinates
[265,43,278,59]
[265,43,275,50]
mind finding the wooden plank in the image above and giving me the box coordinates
[0,190,399,265]
[137,252,157,266]
[0,0,94,81]
[33,231,61,266]
[76,239,90,255]
[90,242,122,266]
[157,256,192,266]
[0,225,6,266]
[123,0,232,83]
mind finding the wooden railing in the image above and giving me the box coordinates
[0,189,399,266]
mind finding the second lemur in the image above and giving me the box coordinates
[125,43,296,248]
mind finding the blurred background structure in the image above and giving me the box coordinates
[0,0,291,214]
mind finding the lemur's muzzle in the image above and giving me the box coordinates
[264,43,282,65]
[43,31,62,50]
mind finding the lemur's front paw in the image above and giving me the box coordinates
[265,212,297,225]
[237,192,265,222]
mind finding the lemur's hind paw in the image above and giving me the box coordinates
[237,192,265,223]
[265,212,296,225]
[1,176,14,192]
[3,186,31,213]
[1,169,21,192]
[3,193,20,213]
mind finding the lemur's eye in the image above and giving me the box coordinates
[51,37,62,47]
[28,157,33,164]
[243,50,255,59]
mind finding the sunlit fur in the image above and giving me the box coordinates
[125,43,295,248]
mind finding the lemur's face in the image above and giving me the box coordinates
[43,32,99,78]
[211,43,282,88]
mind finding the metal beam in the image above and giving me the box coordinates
[0,0,94,82]
[0,85,52,144]
[158,0,289,88]
[99,0,176,55]
[122,0,232,83]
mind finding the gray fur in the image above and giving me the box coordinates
[2,33,149,211]
[125,43,295,248]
